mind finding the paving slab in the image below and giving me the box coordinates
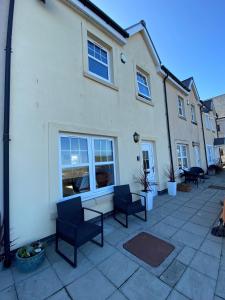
[163,216,186,228]
[66,268,115,300]
[200,239,222,259]
[52,251,94,285]
[0,268,14,292]
[121,267,171,300]
[182,222,209,237]
[160,260,186,287]
[15,267,62,300]
[150,222,178,239]
[105,229,129,246]
[108,290,128,300]
[176,268,216,300]
[176,246,196,265]
[0,286,18,300]
[98,251,138,287]
[190,251,220,280]
[172,229,204,249]
[47,289,71,300]
[216,269,225,299]
[167,289,189,300]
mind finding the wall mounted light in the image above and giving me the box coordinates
[133,132,140,143]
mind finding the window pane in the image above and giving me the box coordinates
[71,151,80,165]
[79,138,88,151]
[95,164,114,189]
[182,146,187,157]
[61,137,70,151]
[71,138,79,151]
[138,83,150,97]
[177,146,181,157]
[81,151,88,163]
[183,158,188,168]
[178,158,182,168]
[62,167,90,197]
[88,57,109,80]
[61,151,71,166]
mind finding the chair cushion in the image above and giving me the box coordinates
[59,221,101,247]
[115,200,145,215]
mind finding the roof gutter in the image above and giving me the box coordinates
[3,0,15,267]
[163,72,175,181]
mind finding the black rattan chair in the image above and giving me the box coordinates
[113,184,147,228]
[189,167,206,182]
[56,197,103,267]
[181,169,199,187]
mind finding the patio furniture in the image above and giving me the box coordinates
[56,196,103,267]
[189,167,206,182]
[113,184,147,228]
[181,169,199,187]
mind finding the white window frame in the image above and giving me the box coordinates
[59,134,116,201]
[205,113,211,130]
[191,104,196,123]
[136,70,151,100]
[87,39,111,83]
[178,96,185,118]
[177,144,189,169]
[206,144,215,165]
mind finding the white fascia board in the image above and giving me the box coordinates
[63,0,127,45]
[157,68,189,96]
[127,23,161,67]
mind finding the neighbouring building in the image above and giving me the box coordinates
[209,94,225,163]
[1,0,218,252]
[201,100,220,166]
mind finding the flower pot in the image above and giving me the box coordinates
[16,248,45,273]
[140,191,154,211]
[167,181,177,196]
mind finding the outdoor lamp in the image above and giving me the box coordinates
[133,132,140,143]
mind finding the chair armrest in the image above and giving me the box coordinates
[131,193,146,208]
[83,207,103,216]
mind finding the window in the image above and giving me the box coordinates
[206,145,215,165]
[60,135,115,200]
[191,105,196,123]
[205,114,211,129]
[177,144,188,169]
[88,40,110,81]
[136,71,151,99]
[210,117,216,131]
[178,96,185,118]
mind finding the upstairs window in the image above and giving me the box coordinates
[210,117,216,131]
[191,105,197,123]
[178,96,185,118]
[88,40,110,81]
[205,114,211,130]
[136,71,151,99]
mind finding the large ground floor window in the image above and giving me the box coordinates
[60,134,115,200]
[177,144,188,169]
[206,144,215,166]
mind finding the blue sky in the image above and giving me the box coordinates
[91,0,225,99]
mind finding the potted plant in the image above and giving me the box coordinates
[16,241,46,272]
[136,169,154,211]
[165,166,177,196]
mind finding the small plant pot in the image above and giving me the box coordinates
[16,248,45,273]
[140,191,154,211]
[208,168,216,176]
[167,181,177,196]
[177,183,192,192]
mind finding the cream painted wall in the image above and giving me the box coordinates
[166,81,207,175]
[10,0,169,247]
[0,1,10,217]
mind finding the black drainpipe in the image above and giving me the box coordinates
[163,73,175,181]
[3,0,15,268]
[200,105,208,171]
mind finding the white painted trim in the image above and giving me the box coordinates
[63,0,127,45]
[157,68,189,95]
[127,23,161,67]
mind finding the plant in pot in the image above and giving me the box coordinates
[16,241,46,272]
[136,169,154,211]
[165,165,177,196]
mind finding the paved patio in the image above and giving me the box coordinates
[1,173,225,300]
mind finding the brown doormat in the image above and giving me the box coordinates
[123,232,175,267]
[208,185,225,190]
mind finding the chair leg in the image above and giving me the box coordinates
[133,209,147,222]
[55,238,77,268]
[113,209,129,228]
[73,246,77,268]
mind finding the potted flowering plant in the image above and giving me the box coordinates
[165,165,177,196]
[136,169,155,210]
[16,241,46,272]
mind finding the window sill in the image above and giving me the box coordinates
[178,115,187,121]
[136,95,154,106]
[83,72,119,91]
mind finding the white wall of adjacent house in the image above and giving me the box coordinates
[0,1,10,218]
[9,0,170,247]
